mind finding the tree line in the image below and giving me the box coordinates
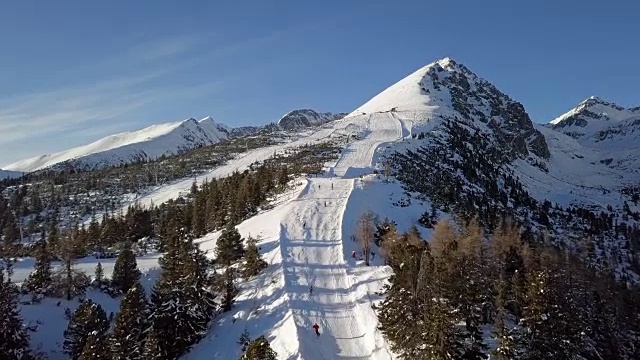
[374,216,640,359]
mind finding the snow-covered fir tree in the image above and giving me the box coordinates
[63,300,109,360]
[110,282,149,360]
[21,239,53,302]
[239,335,277,360]
[148,227,216,358]
[78,331,110,360]
[215,224,245,266]
[243,236,267,279]
[0,270,33,360]
[111,241,141,294]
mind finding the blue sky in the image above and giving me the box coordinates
[1,0,638,166]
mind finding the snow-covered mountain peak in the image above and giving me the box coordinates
[435,56,459,70]
[349,57,550,160]
[277,109,347,129]
[549,96,636,139]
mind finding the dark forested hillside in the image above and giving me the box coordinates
[375,216,640,359]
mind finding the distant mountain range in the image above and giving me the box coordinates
[3,116,230,172]
[2,109,346,173]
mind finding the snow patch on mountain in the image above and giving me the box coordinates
[4,117,229,172]
[277,109,347,129]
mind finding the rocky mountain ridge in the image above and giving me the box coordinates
[277,109,347,129]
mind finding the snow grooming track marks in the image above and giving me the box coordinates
[276,112,401,359]
[332,113,402,179]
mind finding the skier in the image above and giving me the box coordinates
[352,250,356,260]
[303,221,306,229]
[313,323,320,337]
[331,183,334,190]
[309,285,313,296]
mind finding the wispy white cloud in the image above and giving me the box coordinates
[125,35,200,62]
[0,30,279,166]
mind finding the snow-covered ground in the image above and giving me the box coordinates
[12,253,163,285]
[18,261,162,360]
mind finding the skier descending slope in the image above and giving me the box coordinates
[313,323,320,337]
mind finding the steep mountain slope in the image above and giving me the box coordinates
[350,57,549,160]
[4,116,229,172]
[277,109,347,130]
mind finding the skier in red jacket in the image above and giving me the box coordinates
[313,323,320,337]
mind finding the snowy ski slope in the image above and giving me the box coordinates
[278,113,402,359]
[185,112,403,359]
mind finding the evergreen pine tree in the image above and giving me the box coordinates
[110,282,149,360]
[47,215,59,254]
[458,218,489,359]
[243,237,267,279]
[237,328,251,352]
[148,229,216,358]
[221,266,238,312]
[493,274,518,360]
[584,289,620,360]
[0,270,33,360]
[239,336,277,360]
[1,212,20,277]
[63,300,109,360]
[142,327,167,360]
[78,332,110,360]
[99,216,122,250]
[93,262,104,287]
[22,239,53,301]
[87,216,101,253]
[192,194,206,238]
[111,241,141,294]
[53,232,89,300]
[216,224,245,266]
